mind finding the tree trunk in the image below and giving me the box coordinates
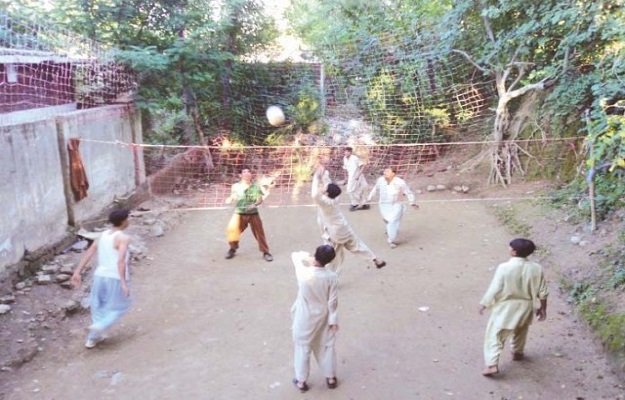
[490,94,511,186]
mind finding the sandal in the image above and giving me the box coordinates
[292,378,309,392]
[481,365,499,377]
[326,377,338,389]
[374,259,386,269]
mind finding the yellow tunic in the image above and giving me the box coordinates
[480,257,548,330]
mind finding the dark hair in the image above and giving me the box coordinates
[314,244,336,266]
[239,167,251,174]
[509,238,536,258]
[326,183,341,199]
[345,147,353,152]
[109,209,130,227]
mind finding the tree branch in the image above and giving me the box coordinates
[502,66,511,89]
[508,65,527,92]
[481,13,496,44]
[451,49,492,74]
[507,77,550,99]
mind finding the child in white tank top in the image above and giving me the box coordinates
[71,209,132,349]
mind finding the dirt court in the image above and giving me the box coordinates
[2,198,624,399]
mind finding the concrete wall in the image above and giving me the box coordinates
[0,104,144,273]
[57,105,145,223]
[0,119,68,269]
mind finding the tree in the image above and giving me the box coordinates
[442,0,621,185]
[26,0,277,144]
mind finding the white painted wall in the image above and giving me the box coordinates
[0,104,144,273]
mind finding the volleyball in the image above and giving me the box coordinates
[266,105,286,126]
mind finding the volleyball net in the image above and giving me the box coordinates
[80,137,583,210]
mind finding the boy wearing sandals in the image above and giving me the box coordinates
[71,209,132,349]
[311,167,386,272]
[479,238,549,376]
[291,245,339,392]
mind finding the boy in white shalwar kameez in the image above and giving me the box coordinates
[343,147,369,211]
[291,245,339,392]
[367,167,418,248]
[311,168,386,272]
[479,238,548,376]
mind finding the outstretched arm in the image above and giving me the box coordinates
[367,178,379,202]
[71,240,98,288]
[401,180,418,207]
[311,167,325,200]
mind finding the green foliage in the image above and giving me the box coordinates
[287,0,465,143]
[569,281,594,304]
[579,301,625,353]
[492,204,532,237]
[19,0,279,145]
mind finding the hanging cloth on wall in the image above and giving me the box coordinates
[67,138,89,201]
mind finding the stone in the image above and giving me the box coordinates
[77,228,101,241]
[436,184,447,191]
[415,189,423,194]
[426,185,436,192]
[149,225,165,237]
[570,235,582,245]
[0,304,11,315]
[80,297,91,309]
[41,264,61,274]
[71,240,90,252]
[15,282,26,290]
[59,264,74,275]
[36,275,52,285]
[579,240,589,247]
[0,295,16,304]
[63,300,80,314]
[60,281,73,289]
[461,185,470,193]
[129,243,147,257]
[55,274,71,283]
[453,186,462,192]
[111,372,124,385]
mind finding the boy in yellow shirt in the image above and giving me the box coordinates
[479,238,548,376]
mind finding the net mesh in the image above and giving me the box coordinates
[0,10,582,209]
[81,138,580,209]
[0,11,135,122]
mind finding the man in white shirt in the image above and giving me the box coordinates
[479,238,549,376]
[291,245,339,392]
[311,167,386,272]
[367,167,418,248]
[342,147,369,211]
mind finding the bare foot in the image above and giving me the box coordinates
[482,365,499,376]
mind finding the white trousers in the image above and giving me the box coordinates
[325,234,376,274]
[483,322,530,366]
[347,176,368,206]
[380,203,405,243]
[293,331,337,382]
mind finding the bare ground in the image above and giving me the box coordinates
[1,188,624,400]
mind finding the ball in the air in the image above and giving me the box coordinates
[266,105,285,126]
